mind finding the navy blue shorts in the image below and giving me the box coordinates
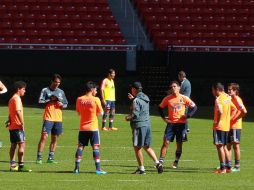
[132,126,152,148]
[42,120,63,136]
[9,129,26,144]
[164,123,187,142]
[78,131,100,146]
[213,130,229,145]
[105,100,115,110]
[228,129,241,144]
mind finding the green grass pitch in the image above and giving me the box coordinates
[0,106,253,190]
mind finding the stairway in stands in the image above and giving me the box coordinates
[140,65,171,106]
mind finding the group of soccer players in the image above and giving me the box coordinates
[1,69,247,174]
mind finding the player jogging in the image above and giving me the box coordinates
[73,81,107,174]
[6,81,32,172]
[36,74,68,164]
[212,82,237,174]
[158,81,197,173]
[227,83,247,172]
[100,69,118,131]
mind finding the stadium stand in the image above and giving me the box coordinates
[0,0,126,49]
[133,0,254,51]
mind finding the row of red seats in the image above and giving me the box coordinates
[135,0,254,6]
[150,31,254,38]
[138,7,252,15]
[0,29,123,38]
[0,5,111,12]
[1,0,108,5]
[143,15,254,23]
[0,29,123,35]
[0,37,126,45]
[147,23,254,31]
[0,13,114,21]
[0,21,120,30]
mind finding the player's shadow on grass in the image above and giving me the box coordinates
[163,167,213,174]
[0,160,9,163]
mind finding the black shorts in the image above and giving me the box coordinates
[9,129,26,144]
[78,131,100,146]
[213,130,229,145]
[228,129,241,144]
[164,123,187,142]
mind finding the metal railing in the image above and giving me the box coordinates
[0,43,137,51]
[168,45,254,52]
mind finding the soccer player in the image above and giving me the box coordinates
[6,81,32,172]
[100,69,118,131]
[0,80,7,94]
[73,81,107,174]
[212,82,237,174]
[0,80,7,147]
[125,82,162,174]
[227,83,247,172]
[158,81,197,173]
[178,71,191,133]
[36,74,68,164]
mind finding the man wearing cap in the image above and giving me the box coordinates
[125,82,162,174]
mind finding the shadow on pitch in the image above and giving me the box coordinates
[162,167,214,173]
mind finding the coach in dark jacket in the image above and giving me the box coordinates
[125,82,162,174]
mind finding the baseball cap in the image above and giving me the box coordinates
[130,81,143,89]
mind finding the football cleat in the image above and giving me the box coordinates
[108,127,118,131]
[47,159,58,164]
[73,168,79,174]
[132,168,146,174]
[36,160,43,164]
[231,167,240,172]
[10,166,19,172]
[156,163,163,174]
[102,127,108,131]
[18,166,32,172]
[95,170,107,174]
[213,169,226,174]
[172,161,178,169]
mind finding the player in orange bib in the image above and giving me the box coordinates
[6,81,31,172]
[227,83,247,172]
[36,74,68,164]
[73,81,107,174]
[158,81,197,173]
[212,83,237,174]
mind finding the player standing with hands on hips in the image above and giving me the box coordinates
[158,81,197,173]
[36,74,68,164]
[125,82,162,174]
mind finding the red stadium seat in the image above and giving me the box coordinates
[0,0,126,47]
[133,0,254,50]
